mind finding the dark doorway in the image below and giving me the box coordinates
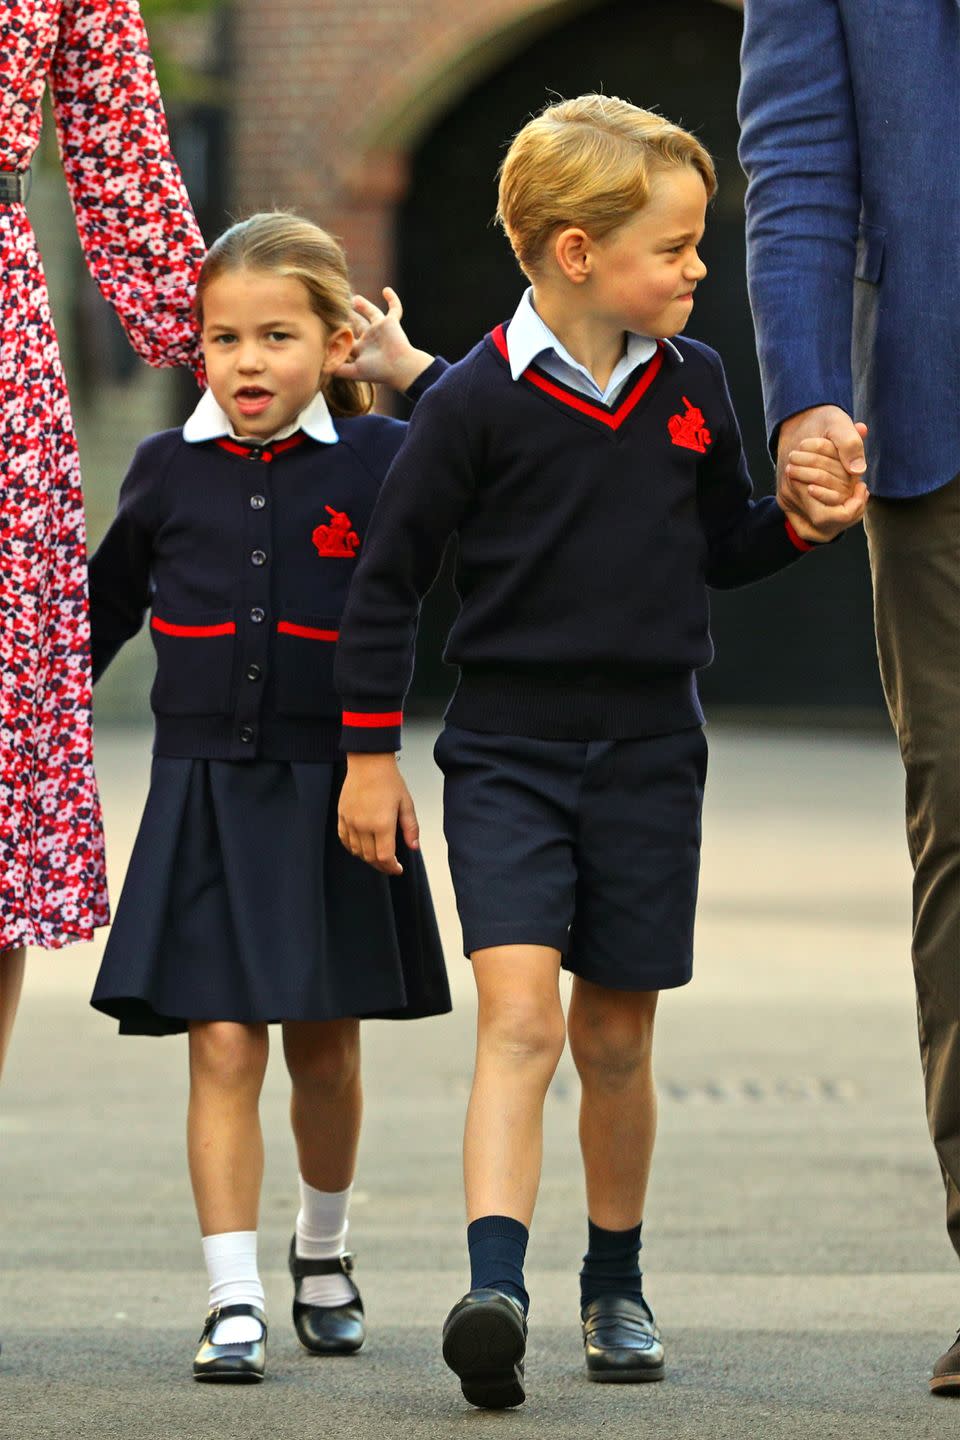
[396,0,883,719]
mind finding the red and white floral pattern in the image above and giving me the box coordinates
[0,0,205,949]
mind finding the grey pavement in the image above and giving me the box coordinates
[2,721,958,1439]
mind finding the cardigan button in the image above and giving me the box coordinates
[251,548,267,566]
[239,724,255,743]
[246,663,262,682]
[249,606,265,624]
[250,493,266,510]
[248,446,263,461]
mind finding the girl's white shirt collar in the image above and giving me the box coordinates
[182,387,339,445]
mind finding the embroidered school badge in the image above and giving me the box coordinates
[312,506,360,557]
[667,397,712,454]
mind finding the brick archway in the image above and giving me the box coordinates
[232,0,742,293]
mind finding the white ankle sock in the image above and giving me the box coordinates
[294,1178,356,1307]
[202,1230,266,1343]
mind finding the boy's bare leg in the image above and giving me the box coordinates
[282,1018,362,1190]
[464,944,566,1224]
[567,977,659,1228]
[0,946,25,1082]
[568,977,664,1381]
[187,1020,269,1233]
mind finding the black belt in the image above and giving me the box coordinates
[0,169,30,204]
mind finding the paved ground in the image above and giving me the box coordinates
[3,721,959,1439]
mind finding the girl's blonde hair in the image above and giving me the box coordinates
[195,212,373,418]
[497,94,717,276]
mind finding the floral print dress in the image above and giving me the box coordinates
[0,0,205,950]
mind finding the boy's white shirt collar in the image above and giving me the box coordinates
[505,287,682,392]
[182,387,339,445]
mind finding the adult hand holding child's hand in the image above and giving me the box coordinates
[777,405,869,542]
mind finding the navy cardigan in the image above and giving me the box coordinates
[88,363,445,761]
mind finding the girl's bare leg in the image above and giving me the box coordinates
[187,1020,269,1234]
[282,1018,362,1189]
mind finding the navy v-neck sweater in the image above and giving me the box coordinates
[336,327,815,751]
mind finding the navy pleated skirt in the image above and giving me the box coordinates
[91,757,451,1035]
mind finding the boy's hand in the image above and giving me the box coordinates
[336,287,435,393]
[338,752,420,876]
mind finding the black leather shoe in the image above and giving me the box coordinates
[193,1303,267,1383]
[288,1236,365,1355]
[931,1331,960,1395]
[442,1288,527,1409]
[582,1294,664,1382]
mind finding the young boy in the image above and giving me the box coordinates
[334,95,865,1409]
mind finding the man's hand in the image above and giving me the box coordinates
[776,405,869,541]
[337,752,420,876]
[335,287,435,394]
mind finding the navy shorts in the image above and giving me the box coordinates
[434,725,707,992]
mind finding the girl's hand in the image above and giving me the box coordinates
[336,287,435,393]
[338,752,420,876]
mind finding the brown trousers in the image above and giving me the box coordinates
[865,474,960,1260]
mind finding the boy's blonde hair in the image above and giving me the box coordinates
[195,212,373,418]
[497,94,717,276]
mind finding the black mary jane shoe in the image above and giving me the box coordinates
[192,1303,267,1383]
[288,1237,365,1355]
[581,1294,665,1383]
[441,1288,527,1410]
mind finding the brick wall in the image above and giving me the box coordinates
[231,0,744,293]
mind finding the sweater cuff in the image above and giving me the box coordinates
[784,517,842,553]
[404,356,448,403]
[340,707,404,754]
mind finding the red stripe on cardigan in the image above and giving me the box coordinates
[151,617,236,638]
[277,621,339,641]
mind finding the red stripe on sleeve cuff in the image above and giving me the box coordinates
[784,519,816,553]
[342,710,404,728]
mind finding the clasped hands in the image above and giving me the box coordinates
[778,404,870,542]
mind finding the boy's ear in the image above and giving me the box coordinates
[322,324,356,373]
[553,227,592,285]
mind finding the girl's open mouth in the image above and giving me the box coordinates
[235,387,274,416]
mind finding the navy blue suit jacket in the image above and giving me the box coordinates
[738,0,960,498]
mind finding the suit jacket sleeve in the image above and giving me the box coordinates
[738,0,861,452]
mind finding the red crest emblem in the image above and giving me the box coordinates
[313,506,360,558]
[667,396,712,454]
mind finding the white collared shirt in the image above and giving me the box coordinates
[505,288,682,405]
[182,387,340,446]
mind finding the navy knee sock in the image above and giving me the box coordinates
[467,1215,529,1314]
[579,1219,645,1312]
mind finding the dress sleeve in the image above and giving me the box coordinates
[49,0,206,373]
[737,0,860,451]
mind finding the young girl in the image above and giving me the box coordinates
[87,213,451,1383]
